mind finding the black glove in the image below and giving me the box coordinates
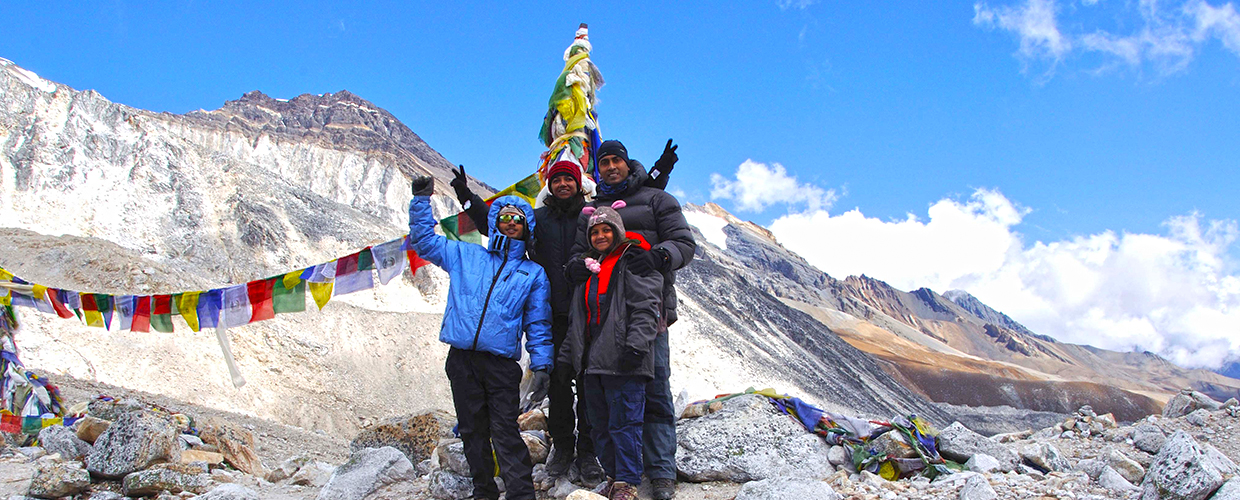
[450,165,473,206]
[626,247,668,275]
[411,175,434,196]
[649,139,678,183]
[619,348,645,372]
[528,369,551,405]
[565,258,593,284]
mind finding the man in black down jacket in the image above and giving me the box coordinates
[566,139,695,500]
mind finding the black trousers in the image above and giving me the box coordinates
[445,348,535,500]
[548,315,594,457]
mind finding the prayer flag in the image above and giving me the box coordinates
[440,213,483,245]
[247,279,275,323]
[46,289,74,319]
[10,293,37,309]
[0,414,19,433]
[0,267,12,281]
[334,269,374,296]
[220,284,251,329]
[94,294,113,330]
[336,253,360,276]
[80,293,104,328]
[282,270,302,290]
[309,282,333,310]
[151,295,174,333]
[309,261,336,283]
[61,290,82,321]
[371,238,408,285]
[488,172,542,205]
[178,292,201,332]
[197,290,223,329]
[132,296,151,333]
[115,295,135,331]
[272,276,306,314]
[358,247,375,271]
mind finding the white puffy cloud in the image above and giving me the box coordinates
[763,188,1240,370]
[975,0,1240,77]
[710,160,837,213]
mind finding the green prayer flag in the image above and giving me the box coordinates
[272,278,306,314]
[358,247,375,271]
[150,313,174,333]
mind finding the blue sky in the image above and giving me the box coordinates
[5,1,1240,368]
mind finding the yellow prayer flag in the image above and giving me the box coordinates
[31,285,48,300]
[0,268,13,281]
[178,292,201,332]
[41,417,63,428]
[282,270,303,290]
[1,292,10,306]
[84,310,104,328]
[309,282,333,311]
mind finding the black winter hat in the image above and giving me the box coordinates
[596,140,629,164]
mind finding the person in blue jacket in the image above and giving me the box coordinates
[407,176,553,500]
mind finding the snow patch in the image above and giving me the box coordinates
[7,64,57,93]
[684,210,729,250]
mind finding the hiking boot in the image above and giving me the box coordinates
[651,477,676,500]
[609,481,638,500]
[546,446,574,477]
[577,454,607,485]
[593,478,614,498]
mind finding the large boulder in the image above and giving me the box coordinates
[291,461,336,487]
[74,415,111,444]
[1131,423,1166,454]
[674,394,833,482]
[265,455,311,483]
[87,397,147,421]
[867,429,918,459]
[959,473,998,500]
[1162,389,1222,418]
[428,469,474,500]
[935,422,1019,472]
[1098,466,1139,493]
[195,483,261,500]
[28,460,91,498]
[37,425,92,461]
[122,463,214,496]
[1019,442,1070,473]
[316,446,419,500]
[351,410,456,465]
[1140,431,1236,500]
[0,461,35,497]
[199,417,263,477]
[1213,477,1240,500]
[86,410,181,478]
[436,439,471,476]
[733,477,842,500]
[1107,447,1145,485]
[523,430,549,464]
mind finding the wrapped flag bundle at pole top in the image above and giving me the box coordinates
[535,23,605,206]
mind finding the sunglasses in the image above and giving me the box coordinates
[497,214,526,224]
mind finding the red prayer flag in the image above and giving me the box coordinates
[46,289,74,319]
[247,278,275,323]
[336,252,360,276]
[132,296,151,333]
[152,295,172,315]
[80,294,98,312]
[407,249,429,274]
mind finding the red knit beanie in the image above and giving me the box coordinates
[547,160,582,188]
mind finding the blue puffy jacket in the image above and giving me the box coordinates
[408,194,554,371]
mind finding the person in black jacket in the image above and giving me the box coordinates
[566,139,693,500]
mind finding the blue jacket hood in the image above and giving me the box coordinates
[487,195,536,259]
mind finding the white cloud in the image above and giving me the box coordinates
[766,188,1240,370]
[710,160,837,213]
[976,0,1240,77]
[778,0,818,10]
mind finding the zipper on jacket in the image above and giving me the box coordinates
[472,239,511,351]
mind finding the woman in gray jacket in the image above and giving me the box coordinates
[558,201,664,500]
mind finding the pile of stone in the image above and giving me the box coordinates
[0,396,271,499]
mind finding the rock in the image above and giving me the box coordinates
[1098,466,1138,492]
[1223,398,1239,409]
[196,483,261,500]
[1075,458,1106,480]
[734,477,842,500]
[87,397,147,421]
[965,453,1001,473]
[1213,477,1240,500]
[868,429,918,459]
[178,434,205,449]
[86,410,181,478]
[317,446,419,500]
[674,394,833,482]
[518,410,547,431]
[549,476,578,498]
[437,440,470,476]
[265,455,312,483]
[1131,424,1166,454]
[1096,413,1118,429]
[827,446,848,467]
[17,447,47,460]
[673,388,690,422]
[936,422,1019,472]
[1106,448,1145,485]
[0,461,35,497]
[1163,390,1221,418]
[566,490,608,500]
[291,461,336,487]
[350,410,456,465]
[523,430,548,463]
[1030,427,1059,440]
[28,460,90,498]
[180,449,224,465]
[122,463,214,496]
[990,429,1033,443]
[1186,408,1210,426]
[200,417,263,477]
[37,425,91,461]
[958,473,997,500]
[428,469,474,500]
[417,458,435,476]
[1141,431,1232,500]
[932,470,981,487]
[1077,405,1097,418]
[1019,442,1069,472]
